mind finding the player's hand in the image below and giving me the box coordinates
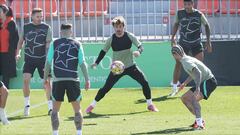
[85,80,90,90]
[171,38,177,47]
[179,83,186,91]
[43,80,49,90]
[205,41,212,53]
[15,54,21,62]
[193,87,200,98]
[91,63,97,69]
[133,51,140,57]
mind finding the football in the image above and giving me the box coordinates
[110,61,125,75]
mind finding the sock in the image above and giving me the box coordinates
[53,130,58,135]
[173,83,178,91]
[0,108,4,116]
[196,117,203,127]
[48,100,53,110]
[76,130,82,135]
[146,99,152,106]
[0,108,7,119]
[24,96,30,107]
[90,100,97,107]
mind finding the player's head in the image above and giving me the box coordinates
[60,23,72,37]
[31,8,43,25]
[171,45,185,60]
[0,4,9,18]
[112,16,125,36]
[184,0,194,13]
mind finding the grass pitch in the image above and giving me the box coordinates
[0,86,240,135]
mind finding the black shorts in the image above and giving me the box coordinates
[52,81,81,102]
[23,61,45,79]
[180,44,204,57]
[190,77,217,100]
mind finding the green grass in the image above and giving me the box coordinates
[0,86,240,135]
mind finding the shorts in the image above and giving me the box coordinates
[23,61,45,79]
[190,77,217,100]
[52,81,81,102]
[180,44,204,57]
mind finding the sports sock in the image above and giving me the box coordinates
[76,130,82,135]
[48,100,53,110]
[24,96,30,107]
[90,100,97,107]
[146,99,152,106]
[196,117,203,127]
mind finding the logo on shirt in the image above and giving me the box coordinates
[25,30,47,58]
[180,17,201,43]
[54,43,78,72]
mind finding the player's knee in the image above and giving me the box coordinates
[1,86,8,96]
[141,80,149,87]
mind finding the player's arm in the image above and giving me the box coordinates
[43,41,54,82]
[171,13,179,46]
[92,37,112,68]
[7,21,19,50]
[15,30,25,61]
[201,13,212,53]
[45,27,53,52]
[192,67,202,97]
[78,44,90,90]
[180,76,193,90]
[127,32,143,57]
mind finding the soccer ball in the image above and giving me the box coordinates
[110,61,125,75]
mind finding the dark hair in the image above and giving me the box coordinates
[171,45,185,56]
[0,5,13,17]
[61,23,72,30]
[32,8,43,15]
[184,0,193,2]
[0,4,9,13]
[112,16,125,27]
[6,7,13,17]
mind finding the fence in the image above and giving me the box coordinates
[4,0,240,41]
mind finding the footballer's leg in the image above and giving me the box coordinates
[0,82,10,125]
[67,81,83,135]
[71,101,83,135]
[181,90,195,115]
[51,81,65,135]
[171,60,182,96]
[23,73,32,116]
[127,65,158,112]
[39,63,53,115]
[51,101,61,135]
[86,72,123,113]
[194,52,204,61]
[44,77,53,115]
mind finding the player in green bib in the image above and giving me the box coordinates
[171,45,217,130]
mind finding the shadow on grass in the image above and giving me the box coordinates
[65,110,148,121]
[8,114,48,121]
[135,95,179,104]
[131,127,194,135]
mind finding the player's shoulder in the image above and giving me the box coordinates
[69,38,82,47]
[193,9,204,15]
[24,22,33,27]
[177,9,186,14]
[125,31,137,39]
[40,22,51,29]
